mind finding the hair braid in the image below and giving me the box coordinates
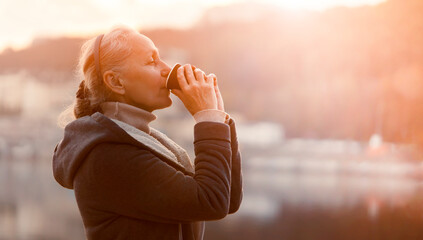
[74,80,93,118]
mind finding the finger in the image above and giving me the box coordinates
[177,66,188,89]
[205,74,214,85]
[194,69,206,83]
[207,73,217,86]
[209,73,217,86]
[214,84,221,95]
[171,89,183,99]
[183,64,196,85]
[206,73,216,85]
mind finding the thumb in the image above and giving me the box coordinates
[171,89,183,98]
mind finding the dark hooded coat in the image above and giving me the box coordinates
[52,112,243,240]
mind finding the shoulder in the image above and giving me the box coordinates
[65,112,139,143]
[60,112,151,160]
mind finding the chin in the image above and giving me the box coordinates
[155,97,173,111]
[163,97,173,108]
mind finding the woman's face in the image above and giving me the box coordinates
[118,33,172,112]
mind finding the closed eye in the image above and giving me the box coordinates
[149,56,161,65]
[146,57,156,65]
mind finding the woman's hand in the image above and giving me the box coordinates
[170,64,218,116]
[210,73,225,112]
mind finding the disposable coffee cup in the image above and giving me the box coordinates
[166,63,196,90]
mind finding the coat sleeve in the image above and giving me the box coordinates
[227,117,243,214]
[74,121,232,224]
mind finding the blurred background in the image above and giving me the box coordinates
[1,0,423,239]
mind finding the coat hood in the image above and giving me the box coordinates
[52,113,123,189]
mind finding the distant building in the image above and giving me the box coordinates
[237,121,285,147]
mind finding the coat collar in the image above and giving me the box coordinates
[110,118,184,168]
[91,112,193,176]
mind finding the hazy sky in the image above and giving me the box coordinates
[0,0,385,52]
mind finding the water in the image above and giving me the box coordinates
[205,139,423,240]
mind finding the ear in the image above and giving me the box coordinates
[103,70,126,95]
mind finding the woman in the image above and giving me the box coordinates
[52,26,243,240]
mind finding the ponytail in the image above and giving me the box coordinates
[74,80,94,118]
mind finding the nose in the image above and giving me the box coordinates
[161,62,171,78]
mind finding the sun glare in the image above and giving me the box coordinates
[263,0,386,11]
[93,0,121,10]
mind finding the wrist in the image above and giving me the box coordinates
[193,109,229,123]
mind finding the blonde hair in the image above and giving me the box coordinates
[58,26,138,128]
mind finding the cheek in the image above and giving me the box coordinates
[124,69,162,97]
[126,78,158,100]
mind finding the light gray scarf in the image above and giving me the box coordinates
[100,102,195,174]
